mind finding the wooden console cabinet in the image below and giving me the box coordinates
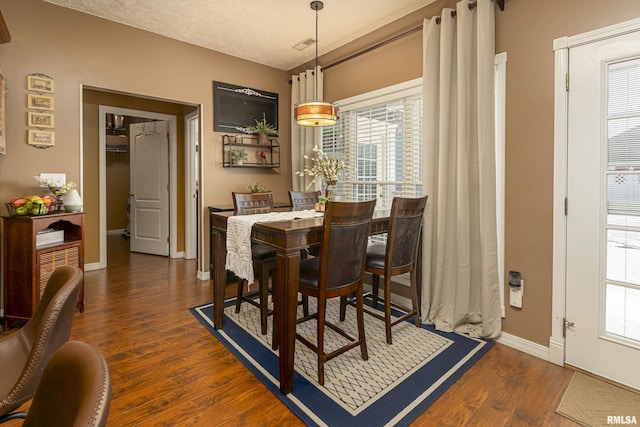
[2,212,84,329]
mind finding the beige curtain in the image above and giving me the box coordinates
[421,0,501,338]
[291,66,323,191]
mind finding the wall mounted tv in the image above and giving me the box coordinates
[213,81,278,134]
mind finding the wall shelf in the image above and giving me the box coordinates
[222,134,280,168]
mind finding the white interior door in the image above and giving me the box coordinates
[566,30,640,390]
[129,120,170,256]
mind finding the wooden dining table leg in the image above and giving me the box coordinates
[276,248,301,394]
[212,228,227,329]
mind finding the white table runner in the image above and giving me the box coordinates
[225,209,323,283]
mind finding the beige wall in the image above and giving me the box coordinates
[2,0,639,347]
[0,0,291,268]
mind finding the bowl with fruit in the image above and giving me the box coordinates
[6,195,59,216]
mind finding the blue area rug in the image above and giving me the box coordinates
[190,297,493,427]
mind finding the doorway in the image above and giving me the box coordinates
[99,106,177,267]
[553,18,640,390]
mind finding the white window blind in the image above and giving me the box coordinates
[321,91,423,212]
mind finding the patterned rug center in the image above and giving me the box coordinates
[227,297,452,414]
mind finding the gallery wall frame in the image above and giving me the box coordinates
[27,129,55,147]
[28,111,55,128]
[27,93,54,111]
[27,74,54,93]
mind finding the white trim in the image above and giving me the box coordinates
[184,110,199,260]
[98,106,178,269]
[197,270,210,281]
[551,45,569,368]
[496,332,551,361]
[336,78,422,111]
[84,262,101,272]
[553,16,640,51]
[495,52,507,318]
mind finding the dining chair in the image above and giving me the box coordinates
[345,196,428,345]
[232,192,276,335]
[22,341,111,427]
[296,199,376,386]
[289,190,321,258]
[0,265,83,424]
[288,190,321,211]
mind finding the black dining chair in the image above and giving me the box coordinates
[232,192,276,335]
[296,199,376,385]
[343,196,428,345]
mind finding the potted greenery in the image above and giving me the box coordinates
[250,114,278,145]
[230,148,248,165]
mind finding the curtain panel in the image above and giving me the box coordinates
[291,66,323,191]
[421,0,502,338]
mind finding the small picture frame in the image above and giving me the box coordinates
[27,94,54,111]
[28,129,55,147]
[27,75,54,93]
[28,112,55,129]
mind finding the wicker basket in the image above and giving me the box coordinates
[6,202,51,216]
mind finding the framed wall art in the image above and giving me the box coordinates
[213,81,278,133]
[27,74,54,93]
[28,93,54,111]
[28,129,55,147]
[28,111,55,128]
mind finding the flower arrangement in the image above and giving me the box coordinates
[247,182,271,193]
[295,145,345,189]
[35,176,77,198]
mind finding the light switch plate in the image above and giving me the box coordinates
[38,173,66,187]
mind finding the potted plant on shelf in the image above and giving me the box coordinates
[247,182,271,193]
[250,114,278,145]
[230,148,248,165]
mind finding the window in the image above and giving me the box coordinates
[321,80,423,212]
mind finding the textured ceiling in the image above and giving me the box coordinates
[43,0,433,70]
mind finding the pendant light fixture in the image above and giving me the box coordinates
[294,1,339,127]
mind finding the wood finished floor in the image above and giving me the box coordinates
[4,235,580,426]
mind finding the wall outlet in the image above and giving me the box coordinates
[509,279,524,308]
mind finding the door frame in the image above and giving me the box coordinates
[95,105,178,269]
[184,110,199,261]
[552,16,640,366]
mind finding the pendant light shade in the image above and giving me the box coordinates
[294,101,338,126]
[294,1,339,127]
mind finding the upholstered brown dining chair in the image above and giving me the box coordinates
[231,192,277,335]
[22,341,111,427]
[0,265,83,424]
[357,196,428,345]
[296,199,376,386]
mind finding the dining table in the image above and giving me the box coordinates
[209,206,397,394]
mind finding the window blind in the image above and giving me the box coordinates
[321,93,423,212]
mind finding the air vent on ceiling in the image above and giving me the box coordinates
[292,37,315,51]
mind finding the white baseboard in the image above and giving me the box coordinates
[84,262,102,271]
[496,331,551,361]
[548,337,565,366]
[0,308,4,318]
[197,270,210,281]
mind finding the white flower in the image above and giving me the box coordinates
[296,146,344,189]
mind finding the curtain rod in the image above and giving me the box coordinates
[323,0,503,72]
